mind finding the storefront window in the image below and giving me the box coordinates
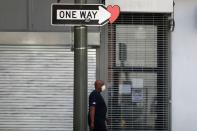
[107,13,170,131]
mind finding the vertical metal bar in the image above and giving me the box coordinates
[74,0,87,131]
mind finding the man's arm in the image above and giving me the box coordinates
[90,106,96,130]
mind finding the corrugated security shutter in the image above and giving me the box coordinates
[107,13,170,131]
[0,45,96,131]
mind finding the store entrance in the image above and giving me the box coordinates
[107,13,170,131]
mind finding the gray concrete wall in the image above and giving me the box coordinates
[0,0,28,31]
[0,0,100,32]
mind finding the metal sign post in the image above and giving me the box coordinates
[74,26,87,131]
[73,0,87,131]
[51,2,119,131]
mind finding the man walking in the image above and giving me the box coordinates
[88,80,107,131]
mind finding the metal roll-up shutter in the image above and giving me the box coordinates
[0,45,96,131]
[107,13,170,131]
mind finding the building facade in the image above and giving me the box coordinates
[0,0,196,131]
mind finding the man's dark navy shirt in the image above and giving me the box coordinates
[88,90,107,124]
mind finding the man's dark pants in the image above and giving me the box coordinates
[89,120,107,131]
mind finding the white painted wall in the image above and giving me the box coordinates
[106,0,173,13]
[172,0,197,131]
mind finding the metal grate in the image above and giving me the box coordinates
[107,13,170,131]
[0,45,96,131]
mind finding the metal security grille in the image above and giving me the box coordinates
[107,13,170,131]
[0,45,96,131]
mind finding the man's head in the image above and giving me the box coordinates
[95,80,106,92]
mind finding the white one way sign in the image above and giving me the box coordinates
[52,4,111,26]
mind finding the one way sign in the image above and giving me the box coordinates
[51,4,112,26]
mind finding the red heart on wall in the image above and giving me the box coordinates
[107,5,120,24]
